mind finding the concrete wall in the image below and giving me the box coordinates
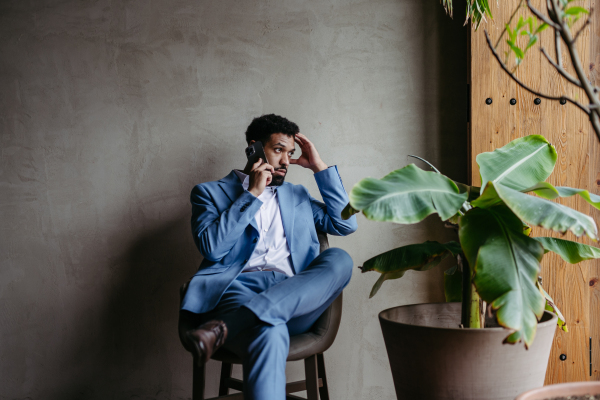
[0,0,467,399]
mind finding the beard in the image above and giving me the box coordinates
[269,168,287,186]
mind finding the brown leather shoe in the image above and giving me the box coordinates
[185,320,228,365]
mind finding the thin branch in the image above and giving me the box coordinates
[551,0,600,142]
[526,0,562,30]
[572,11,592,44]
[495,0,525,49]
[554,29,563,67]
[547,0,558,21]
[407,155,441,173]
[484,30,589,114]
[592,111,600,143]
[541,47,582,86]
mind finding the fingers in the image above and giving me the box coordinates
[252,160,274,173]
[296,132,310,143]
[252,158,263,170]
[295,133,313,149]
[289,158,298,165]
[262,163,275,173]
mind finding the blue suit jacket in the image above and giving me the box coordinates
[181,166,358,314]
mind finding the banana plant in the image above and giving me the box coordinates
[343,135,600,348]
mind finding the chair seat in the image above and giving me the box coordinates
[211,292,342,363]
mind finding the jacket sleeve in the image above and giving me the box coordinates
[310,166,358,236]
[191,184,262,262]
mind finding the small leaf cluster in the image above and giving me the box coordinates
[505,16,548,68]
[440,0,493,30]
[557,0,589,28]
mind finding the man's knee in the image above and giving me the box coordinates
[322,247,353,281]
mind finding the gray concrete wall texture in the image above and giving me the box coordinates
[0,0,467,399]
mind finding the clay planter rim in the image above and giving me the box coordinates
[515,382,600,400]
[378,302,558,331]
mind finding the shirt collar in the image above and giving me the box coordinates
[234,170,276,193]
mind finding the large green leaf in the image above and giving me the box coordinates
[473,183,598,240]
[459,205,545,347]
[476,135,557,194]
[495,184,598,240]
[341,203,359,220]
[360,241,462,298]
[348,164,468,224]
[533,237,600,264]
[524,182,600,210]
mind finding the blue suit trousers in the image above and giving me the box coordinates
[199,248,353,400]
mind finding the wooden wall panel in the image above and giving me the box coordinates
[590,0,600,381]
[469,0,598,384]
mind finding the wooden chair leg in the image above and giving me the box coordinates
[193,360,206,400]
[316,353,330,400]
[219,362,233,396]
[304,354,319,400]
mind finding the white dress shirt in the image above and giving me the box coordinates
[234,170,295,276]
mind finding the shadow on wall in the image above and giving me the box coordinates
[52,217,197,400]
[50,160,233,400]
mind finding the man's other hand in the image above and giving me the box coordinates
[248,158,274,197]
[290,133,328,173]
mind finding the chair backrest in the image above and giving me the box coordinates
[317,230,329,254]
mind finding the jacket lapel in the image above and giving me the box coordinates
[276,183,295,254]
[218,170,258,231]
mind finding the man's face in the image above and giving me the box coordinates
[252,133,295,186]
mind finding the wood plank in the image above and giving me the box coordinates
[470,0,595,384]
[590,0,600,382]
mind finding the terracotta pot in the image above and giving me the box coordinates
[515,382,600,399]
[379,302,558,400]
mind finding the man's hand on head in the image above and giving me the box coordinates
[289,133,328,173]
[248,158,274,197]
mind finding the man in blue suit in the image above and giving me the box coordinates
[181,114,357,400]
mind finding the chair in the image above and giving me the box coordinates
[178,230,343,400]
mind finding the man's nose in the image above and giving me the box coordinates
[280,153,290,166]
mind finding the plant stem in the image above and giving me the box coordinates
[469,284,484,328]
[459,254,484,328]
[459,255,471,327]
[494,0,524,49]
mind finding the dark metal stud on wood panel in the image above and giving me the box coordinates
[534,98,541,105]
[486,98,492,105]
[560,354,567,361]
[560,98,567,105]
[510,98,517,105]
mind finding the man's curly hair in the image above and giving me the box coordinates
[245,114,299,145]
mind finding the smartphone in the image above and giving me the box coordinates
[244,142,270,171]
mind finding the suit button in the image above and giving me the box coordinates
[243,259,248,264]
[253,238,258,243]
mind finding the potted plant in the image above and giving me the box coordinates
[516,381,600,400]
[342,135,600,400]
